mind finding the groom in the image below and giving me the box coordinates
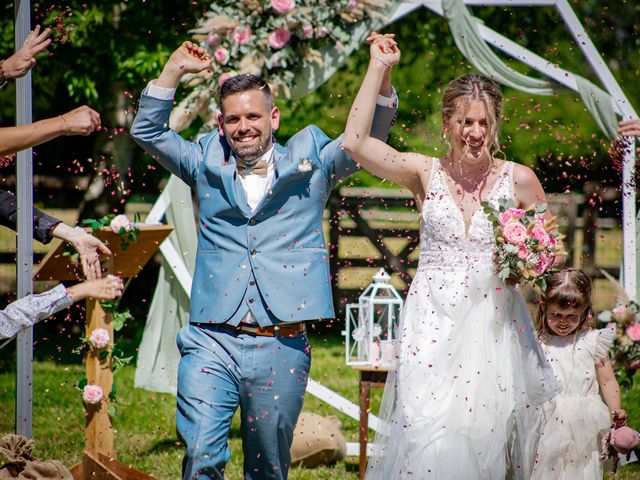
[131,41,397,480]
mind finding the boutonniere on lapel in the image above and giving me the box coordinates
[298,158,313,173]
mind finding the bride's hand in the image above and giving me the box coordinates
[366,31,400,67]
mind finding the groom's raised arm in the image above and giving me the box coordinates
[130,42,214,188]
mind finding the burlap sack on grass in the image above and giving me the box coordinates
[290,412,347,468]
[0,434,72,479]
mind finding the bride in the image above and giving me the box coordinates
[342,33,560,479]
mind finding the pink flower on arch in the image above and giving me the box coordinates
[214,47,230,65]
[626,322,640,341]
[82,384,104,405]
[315,26,329,38]
[269,28,291,50]
[233,25,251,45]
[89,328,110,349]
[302,25,314,39]
[501,222,527,245]
[271,0,295,14]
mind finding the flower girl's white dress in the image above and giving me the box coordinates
[531,328,615,480]
[365,158,558,480]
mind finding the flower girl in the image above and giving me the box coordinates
[532,268,634,479]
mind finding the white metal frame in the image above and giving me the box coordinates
[143,0,638,457]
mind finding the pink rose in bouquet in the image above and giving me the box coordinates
[315,26,329,38]
[502,222,527,245]
[269,28,291,50]
[482,199,562,291]
[82,384,104,404]
[271,0,295,14]
[531,226,550,247]
[302,25,314,39]
[498,207,525,225]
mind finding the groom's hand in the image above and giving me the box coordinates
[367,32,400,68]
[156,41,213,89]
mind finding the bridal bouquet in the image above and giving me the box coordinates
[481,199,562,291]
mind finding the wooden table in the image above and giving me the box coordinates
[351,365,390,479]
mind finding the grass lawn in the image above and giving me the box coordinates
[0,335,639,479]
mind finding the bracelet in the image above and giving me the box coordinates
[58,115,70,135]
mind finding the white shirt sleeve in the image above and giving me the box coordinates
[0,284,73,340]
[145,81,177,100]
[376,87,398,109]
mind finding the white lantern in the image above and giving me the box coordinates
[343,268,403,367]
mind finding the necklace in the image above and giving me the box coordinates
[444,155,492,193]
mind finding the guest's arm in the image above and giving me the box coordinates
[0,106,101,156]
[0,276,123,340]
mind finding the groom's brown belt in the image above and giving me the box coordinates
[218,322,306,337]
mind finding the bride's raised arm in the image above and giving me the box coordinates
[343,33,430,200]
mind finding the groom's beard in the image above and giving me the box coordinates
[229,131,272,162]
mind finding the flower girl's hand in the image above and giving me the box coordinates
[612,409,628,427]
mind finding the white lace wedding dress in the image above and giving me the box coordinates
[365,158,558,480]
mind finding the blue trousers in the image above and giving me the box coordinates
[176,324,311,480]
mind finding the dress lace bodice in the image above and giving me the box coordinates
[419,158,515,270]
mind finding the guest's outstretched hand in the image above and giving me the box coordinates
[2,25,52,79]
[59,106,102,136]
[366,31,400,68]
[66,275,124,302]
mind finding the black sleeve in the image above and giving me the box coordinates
[0,189,62,244]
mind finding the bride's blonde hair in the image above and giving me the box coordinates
[441,74,505,164]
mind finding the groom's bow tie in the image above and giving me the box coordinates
[236,159,268,177]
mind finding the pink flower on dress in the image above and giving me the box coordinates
[302,25,314,39]
[268,28,291,50]
[315,26,329,38]
[498,207,526,225]
[110,214,131,234]
[233,26,251,45]
[89,328,110,349]
[501,222,528,245]
[626,322,640,341]
[214,47,230,65]
[531,226,550,246]
[271,0,295,14]
[82,384,104,404]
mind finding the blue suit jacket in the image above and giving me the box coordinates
[131,93,396,325]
